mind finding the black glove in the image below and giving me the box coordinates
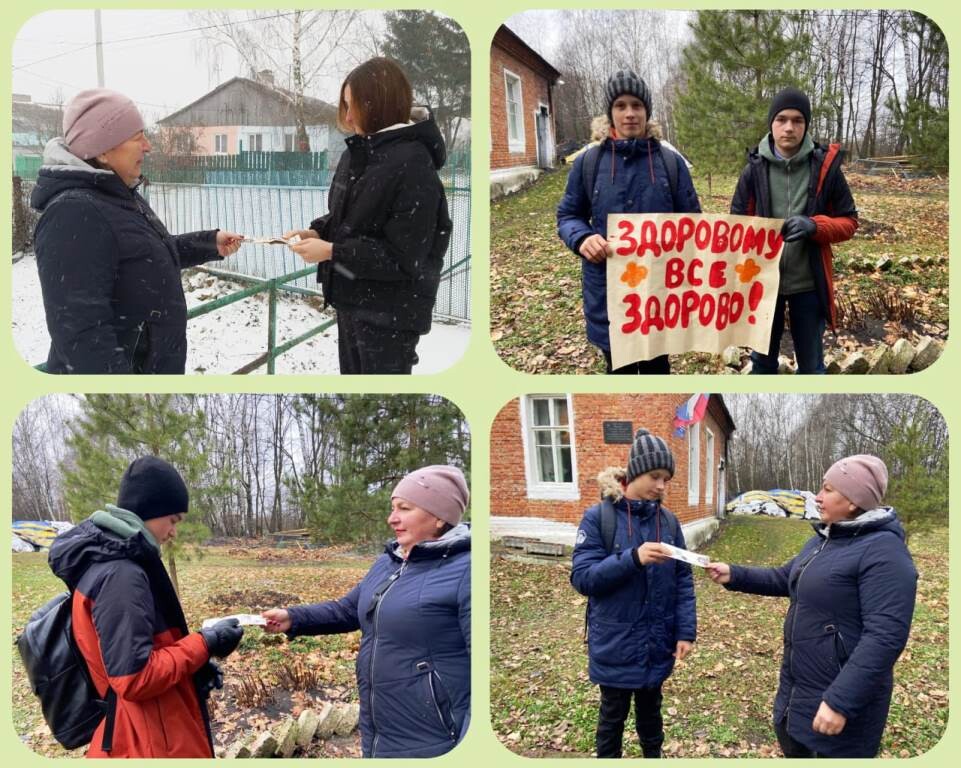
[201,618,244,658]
[195,660,224,699]
[780,215,817,242]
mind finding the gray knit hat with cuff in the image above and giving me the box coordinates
[605,69,652,121]
[626,428,674,482]
[823,454,888,512]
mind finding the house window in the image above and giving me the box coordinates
[284,132,295,152]
[504,69,525,153]
[687,422,700,506]
[705,428,715,506]
[521,395,579,501]
[214,134,228,154]
[247,133,263,152]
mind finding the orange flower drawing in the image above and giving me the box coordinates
[734,258,762,284]
[620,261,649,288]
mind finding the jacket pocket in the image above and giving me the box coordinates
[131,321,151,373]
[420,663,456,742]
[588,618,639,666]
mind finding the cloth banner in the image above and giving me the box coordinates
[606,213,784,368]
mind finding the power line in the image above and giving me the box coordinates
[13,10,303,72]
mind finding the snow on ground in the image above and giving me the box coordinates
[12,253,470,375]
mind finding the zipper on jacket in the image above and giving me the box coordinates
[369,559,408,757]
[786,539,828,734]
[427,669,457,742]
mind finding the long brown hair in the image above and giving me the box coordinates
[337,57,413,135]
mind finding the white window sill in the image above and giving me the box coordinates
[527,483,580,501]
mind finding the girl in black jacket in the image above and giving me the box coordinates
[285,58,452,375]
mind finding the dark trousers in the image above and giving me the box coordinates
[596,684,664,758]
[336,310,420,374]
[750,291,826,374]
[774,717,821,758]
[602,350,671,375]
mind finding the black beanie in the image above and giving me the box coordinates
[768,87,811,135]
[117,456,189,521]
[626,428,674,483]
[605,69,652,121]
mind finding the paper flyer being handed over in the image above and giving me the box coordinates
[661,542,709,568]
[201,613,268,630]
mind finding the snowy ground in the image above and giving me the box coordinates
[12,253,470,375]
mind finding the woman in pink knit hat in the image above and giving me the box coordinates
[706,455,917,757]
[30,88,244,374]
[262,465,470,757]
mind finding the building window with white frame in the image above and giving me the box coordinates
[705,428,715,506]
[504,70,525,153]
[246,133,263,152]
[284,132,295,152]
[687,422,700,506]
[522,395,578,500]
[214,134,228,154]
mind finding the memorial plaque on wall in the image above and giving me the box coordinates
[603,421,634,444]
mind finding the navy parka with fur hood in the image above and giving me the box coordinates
[571,469,697,688]
[309,108,452,334]
[725,507,917,757]
[30,139,223,374]
[557,137,701,351]
[285,524,470,758]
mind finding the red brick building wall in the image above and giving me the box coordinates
[490,40,554,171]
[490,394,731,525]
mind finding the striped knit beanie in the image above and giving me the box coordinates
[605,69,652,121]
[626,428,674,482]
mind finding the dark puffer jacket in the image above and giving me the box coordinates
[310,109,452,334]
[570,472,697,688]
[730,138,858,329]
[48,518,214,758]
[557,137,701,350]
[726,507,917,757]
[286,524,470,758]
[31,139,222,374]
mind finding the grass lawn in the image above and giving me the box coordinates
[11,546,375,758]
[490,167,948,374]
[490,516,948,757]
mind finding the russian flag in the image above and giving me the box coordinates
[673,394,709,437]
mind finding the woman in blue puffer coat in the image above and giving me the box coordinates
[707,455,917,758]
[571,429,697,758]
[262,466,470,758]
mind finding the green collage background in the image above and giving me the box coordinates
[1,1,957,764]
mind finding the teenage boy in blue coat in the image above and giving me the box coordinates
[558,70,701,375]
[571,429,697,757]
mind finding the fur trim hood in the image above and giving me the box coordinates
[597,466,628,501]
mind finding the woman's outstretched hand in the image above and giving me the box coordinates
[216,230,244,257]
[706,562,731,584]
[261,608,292,634]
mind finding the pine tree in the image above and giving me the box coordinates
[674,11,815,172]
[382,11,470,148]
[62,394,211,594]
[291,395,470,544]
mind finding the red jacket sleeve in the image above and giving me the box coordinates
[811,214,858,245]
[91,562,209,701]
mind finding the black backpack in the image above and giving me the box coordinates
[580,141,680,204]
[16,591,116,751]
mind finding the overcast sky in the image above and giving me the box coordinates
[11,9,381,125]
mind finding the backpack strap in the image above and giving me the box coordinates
[600,497,618,554]
[659,144,679,203]
[580,145,603,202]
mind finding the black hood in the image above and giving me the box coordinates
[48,519,157,591]
[350,107,447,170]
[30,138,137,212]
